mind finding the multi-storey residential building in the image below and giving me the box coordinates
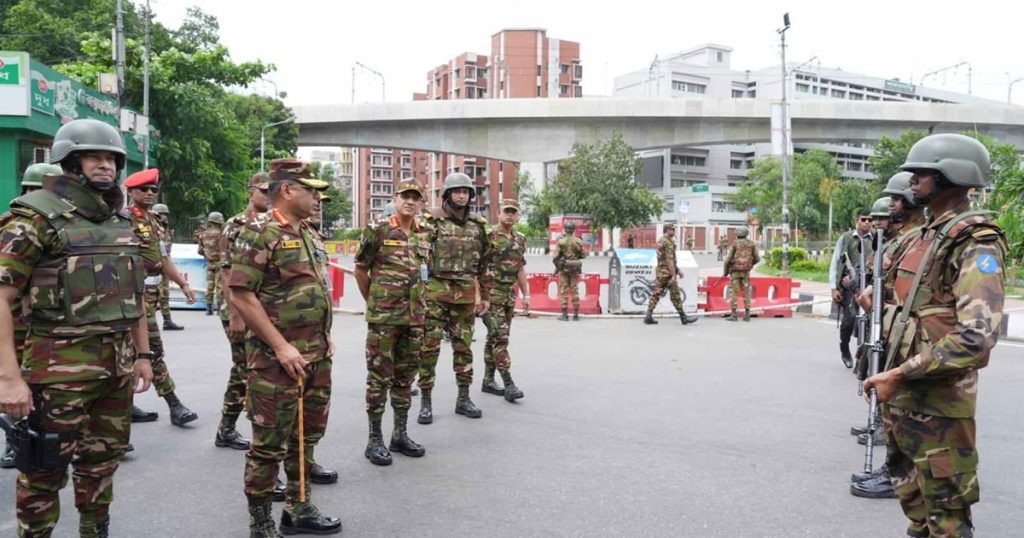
[614,43,1005,248]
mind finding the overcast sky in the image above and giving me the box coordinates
[146,0,1022,107]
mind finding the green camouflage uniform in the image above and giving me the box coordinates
[218,211,260,419]
[158,224,173,318]
[355,216,429,420]
[883,202,1006,537]
[231,209,334,506]
[483,226,527,374]
[198,226,222,307]
[646,234,683,313]
[419,207,490,391]
[126,205,176,397]
[723,238,759,312]
[555,234,585,310]
[0,177,143,535]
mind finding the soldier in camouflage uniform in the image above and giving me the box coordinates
[864,134,1006,538]
[213,173,270,454]
[199,212,225,315]
[354,179,430,466]
[152,203,184,331]
[480,199,529,402]
[643,223,698,325]
[231,158,341,537]
[123,169,199,427]
[417,172,491,424]
[1,163,62,471]
[723,227,760,322]
[0,119,155,538]
[553,221,585,321]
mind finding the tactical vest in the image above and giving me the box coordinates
[730,239,757,271]
[430,212,486,281]
[490,229,526,285]
[887,211,1005,370]
[13,190,144,337]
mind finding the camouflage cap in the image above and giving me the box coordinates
[500,199,520,212]
[268,158,329,191]
[663,222,676,229]
[248,172,271,190]
[318,192,332,202]
[395,179,425,198]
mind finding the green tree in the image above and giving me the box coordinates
[868,129,928,184]
[526,133,663,231]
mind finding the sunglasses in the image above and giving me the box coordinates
[858,217,871,223]
[134,186,159,193]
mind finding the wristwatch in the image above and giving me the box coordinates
[135,351,158,362]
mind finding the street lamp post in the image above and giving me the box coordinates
[260,116,297,171]
[1009,75,1024,104]
[778,13,792,275]
[354,61,386,102]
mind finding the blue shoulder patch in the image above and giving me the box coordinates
[976,253,998,274]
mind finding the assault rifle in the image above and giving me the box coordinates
[860,228,886,476]
[853,235,869,396]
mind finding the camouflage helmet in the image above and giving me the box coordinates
[441,172,475,200]
[900,133,991,187]
[736,228,749,239]
[152,203,170,215]
[564,221,577,233]
[21,163,63,189]
[207,211,224,224]
[870,197,891,218]
[50,119,127,171]
[381,202,396,219]
[882,172,916,207]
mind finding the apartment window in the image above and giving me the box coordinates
[477,88,486,98]
[717,51,724,62]
[560,64,570,74]
[730,160,742,169]
[670,178,687,188]
[574,86,582,97]
[731,89,744,98]
[671,155,706,167]
[671,81,707,94]
[831,89,846,98]
[866,95,880,101]
[796,83,809,93]
[454,69,459,80]
[537,85,542,96]
[537,65,542,76]
[560,84,569,95]
[454,88,460,98]
[465,66,476,79]
[747,90,757,97]
[401,157,412,169]
[574,64,582,79]
[664,196,675,212]
[849,93,864,101]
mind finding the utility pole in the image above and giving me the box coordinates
[778,12,792,275]
[142,0,151,169]
[114,0,126,106]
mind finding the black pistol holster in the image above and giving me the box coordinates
[0,393,75,473]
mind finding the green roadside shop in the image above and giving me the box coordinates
[0,51,155,211]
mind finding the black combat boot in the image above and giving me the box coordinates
[849,467,896,499]
[417,389,433,425]
[164,391,198,427]
[131,404,158,423]
[389,414,426,457]
[1,435,16,469]
[21,531,53,538]
[643,311,658,324]
[96,514,109,538]
[280,494,342,536]
[162,315,184,330]
[679,312,698,325]
[454,386,483,418]
[411,386,419,396]
[840,344,854,368]
[850,465,887,483]
[500,371,524,402]
[572,309,580,321]
[558,308,569,321]
[481,366,504,395]
[726,309,739,321]
[309,462,338,485]
[248,495,282,538]
[215,414,251,450]
[364,417,392,466]
[743,308,751,322]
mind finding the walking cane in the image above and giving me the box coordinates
[298,377,306,503]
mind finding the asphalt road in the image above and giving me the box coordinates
[1,307,1022,537]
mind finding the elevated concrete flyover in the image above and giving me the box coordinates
[294,97,1024,163]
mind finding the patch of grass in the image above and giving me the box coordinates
[756,265,830,283]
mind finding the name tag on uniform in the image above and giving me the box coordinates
[281,240,301,249]
[383,240,406,247]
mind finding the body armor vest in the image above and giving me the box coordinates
[730,239,757,271]
[430,211,486,281]
[13,189,144,337]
